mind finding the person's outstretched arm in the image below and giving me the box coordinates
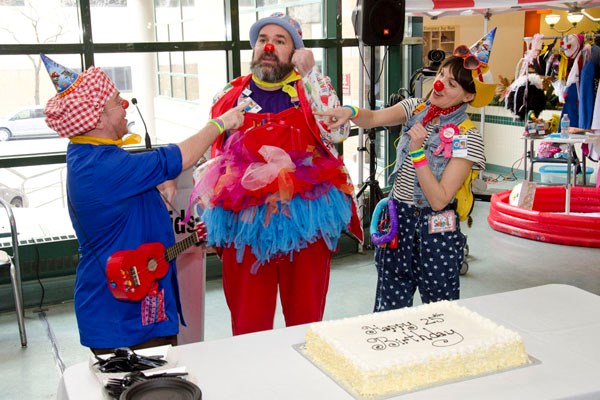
[178,101,247,170]
[314,100,409,130]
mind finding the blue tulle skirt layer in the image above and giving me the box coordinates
[202,186,352,267]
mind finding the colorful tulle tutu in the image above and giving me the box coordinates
[192,127,354,268]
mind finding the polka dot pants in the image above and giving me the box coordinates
[373,200,466,312]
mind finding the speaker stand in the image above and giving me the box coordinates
[356,46,385,250]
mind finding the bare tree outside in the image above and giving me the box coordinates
[0,0,74,105]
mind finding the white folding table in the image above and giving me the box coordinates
[57,284,600,400]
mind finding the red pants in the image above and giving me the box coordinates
[221,238,332,335]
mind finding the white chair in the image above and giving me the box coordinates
[0,198,27,347]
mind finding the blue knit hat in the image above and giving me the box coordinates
[249,12,304,49]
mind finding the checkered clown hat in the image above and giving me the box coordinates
[41,54,116,138]
[249,12,304,49]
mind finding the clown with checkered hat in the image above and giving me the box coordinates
[42,53,139,144]
[41,54,246,352]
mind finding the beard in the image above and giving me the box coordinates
[250,52,294,83]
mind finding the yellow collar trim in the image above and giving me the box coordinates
[69,133,142,147]
[252,71,300,99]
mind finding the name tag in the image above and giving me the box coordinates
[428,210,457,234]
[452,135,468,157]
[243,97,262,113]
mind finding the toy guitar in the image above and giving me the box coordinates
[106,224,207,301]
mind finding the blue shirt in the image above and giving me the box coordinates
[66,142,182,348]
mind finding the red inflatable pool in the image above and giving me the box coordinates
[488,186,600,248]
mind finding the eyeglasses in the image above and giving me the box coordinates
[453,45,482,70]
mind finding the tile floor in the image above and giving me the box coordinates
[1,189,600,400]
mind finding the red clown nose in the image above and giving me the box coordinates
[121,99,129,109]
[264,43,275,53]
[433,80,444,92]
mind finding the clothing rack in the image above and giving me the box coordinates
[524,33,600,42]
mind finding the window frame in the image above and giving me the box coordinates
[0,0,411,182]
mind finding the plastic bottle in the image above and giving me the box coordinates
[560,114,570,138]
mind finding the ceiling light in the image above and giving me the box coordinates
[567,12,584,25]
[544,12,582,34]
[544,14,561,27]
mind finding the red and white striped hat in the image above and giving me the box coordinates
[42,54,116,138]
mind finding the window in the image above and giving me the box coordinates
[157,51,226,104]
[0,1,80,45]
[103,66,133,92]
[0,0,24,5]
[1,0,374,212]
[154,0,194,6]
[239,0,323,42]
[154,0,224,42]
[61,0,127,6]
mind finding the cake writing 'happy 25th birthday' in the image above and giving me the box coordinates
[304,300,530,398]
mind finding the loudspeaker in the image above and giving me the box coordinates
[352,0,405,46]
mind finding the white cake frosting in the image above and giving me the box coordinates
[305,301,529,398]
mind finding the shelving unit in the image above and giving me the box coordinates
[422,25,456,66]
[523,135,587,186]
[522,135,593,213]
